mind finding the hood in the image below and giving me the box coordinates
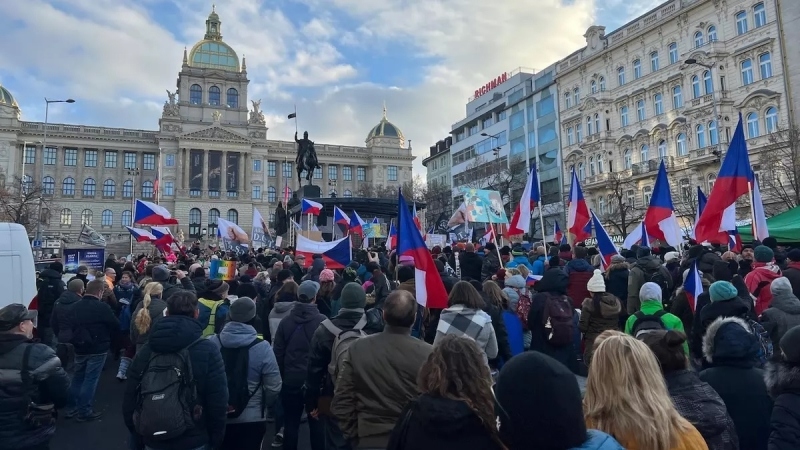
[0,333,29,355]
[219,321,259,348]
[289,302,323,324]
[753,264,783,279]
[635,255,663,271]
[702,316,759,366]
[534,268,568,294]
[147,315,203,353]
[581,294,621,318]
[765,361,800,399]
[57,291,82,305]
[605,262,629,274]
[769,290,800,315]
[272,301,296,314]
[413,395,484,436]
[40,268,62,280]
[504,274,526,289]
[566,258,593,273]
[511,255,529,265]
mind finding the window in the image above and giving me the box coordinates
[226,88,238,108]
[599,77,606,91]
[60,209,71,226]
[81,209,93,226]
[654,93,664,115]
[620,106,629,126]
[43,147,56,165]
[227,209,238,224]
[267,186,277,202]
[696,124,707,149]
[62,177,75,196]
[657,140,667,158]
[576,124,583,142]
[102,210,113,227]
[573,88,580,105]
[590,80,597,94]
[510,111,524,130]
[189,208,201,238]
[142,181,153,199]
[650,52,659,72]
[208,209,220,229]
[618,67,626,86]
[633,60,641,79]
[676,134,687,156]
[328,189,337,198]
[483,117,494,128]
[669,43,678,64]
[122,210,131,226]
[84,149,97,167]
[21,145,34,165]
[589,156,596,176]
[344,189,352,198]
[598,196,606,215]
[594,114,601,133]
[282,162,292,178]
[703,70,713,94]
[328,165,338,180]
[103,179,115,197]
[267,161,276,177]
[567,127,574,145]
[692,76,701,99]
[104,150,117,168]
[680,179,691,203]
[736,11,748,35]
[643,186,652,205]
[709,120,719,145]
[636,100,645,122]
[42,176,54,195]
[586,116,593,135]
[759,53,772,79]
[468,125,478,136]
[564,92,572,109]
[64,148,77,166]
[343,166,352,181]
[672,86,683,108]
[626,189,636,208]
[21,175,32,195]
[708,174,716,191]
[754,3,766,28]
[123,180,133,198]
[388,166,398,181]
[357,167,366,181]
[165,154,175,167]
[208,86,220,105]
[252,185,261,199]
[124,152,137,169]
[511,136,525,155]
[597,154,605,173]
[253,159,262,172]
[164,181,174,196]
[641,144,650,162]
[623,149,632,169]
[143,153,155,170]
[747,112,760,138]
[314,166,322,179]
[766,107,778,133]
[190,84,202,104]
[82,178,96,197]
[708,25,717,42]
[694,31,704,48]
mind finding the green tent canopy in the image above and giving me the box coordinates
[739,206,800,243]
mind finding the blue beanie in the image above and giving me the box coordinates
[709,281,738,302]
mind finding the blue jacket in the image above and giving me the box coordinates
[570,430,624,449]
[501,311,524,358]
[531,255,547,276]
[564,258,593,276]
[506,255,533,272]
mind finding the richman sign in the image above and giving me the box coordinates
[474,73,509,99]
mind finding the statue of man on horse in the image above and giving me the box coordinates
[295,131,320,186]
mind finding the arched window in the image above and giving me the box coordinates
[208,86,221,106]
[658,140,668,158]
[620,106,629,126]
[669,43,678,64]
[650,51,659,72]
[598,76,606,91]
[747,112,760,138]
[226,88,238,108]
[708,174,717,192]
[691,75,701,98]
[703,70,713,94]
[286,187,293,199]
[22,175,32,195]
[680,179,691,203]
[766,107,779,133]
[101,210,113,227]
[81,209,93,225]
[676,134,687,156]
[103,179,115,197]
[60,208,71,226]
[654,93,664,115]
[62,177,75,196]
[641,144,649,162]
[708,25,717,42]
[594,114,600,133]
[122,180,133,198]
[736,11,748,35]
[344,189,352,198]
[623,148,632,169]
[696,124,707,149]
[590,80,597,94]
[121,210,132,227]
[227,209,238,224]
[597,154,605,174]
[589,156,596,176]
[754,3,766,28]
[208,208,220,226]
[267,186,277,202]
[577,163,585,180]
[83,178,96,197]
[694,31,704,48]
[190,84,202,104]
[618,67,626,86]
[329,189,337,198]
[759,53,773,79]
[633,59,642,79]
[141,181,154,199]
[598,196,606,215]
[636,100,645,122]
[189,208,201,238]
[709,120,719,145]
[564,92,571,109]
[672,86,683,108]
[586,116,593,135]
[573,88,580,105]
[42,176,54,195]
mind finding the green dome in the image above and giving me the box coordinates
[367,108,404,141]
[189,40,240,71]
[0,85,18,108]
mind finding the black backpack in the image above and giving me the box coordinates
[641,266,672,301]
[133,338,204,441]
[631,310,667,337]
[541,294,574,347]
[218,337,264,418]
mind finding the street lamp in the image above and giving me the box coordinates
[38,98,76,245]
[127,167,140,256]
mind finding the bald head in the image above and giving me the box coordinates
[68,279,85,294]
[383,290,417,328]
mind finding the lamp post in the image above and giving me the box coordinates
[39,98,75,244]
[684,59,722,146]
[127,167,140,256]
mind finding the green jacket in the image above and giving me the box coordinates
[625,299,688,355]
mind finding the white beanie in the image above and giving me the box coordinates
[587,269,606,293]
[664,251,680,263]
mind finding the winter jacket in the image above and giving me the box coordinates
[434,305,498,365]
[690,298,751,364]
[160,277,196,303]
[191,276,207,294]
[268,298,297,342]
[482,301,512,366]
[506,255,533,272]
[122,315,228,450]
[579,293,621,364]
[595,422,709,450]
[764,361,800,450]
[386,395,504,450]
[781,262,800,300]
[113,282,138,306]
[129,295,167,349]
[627,255,674,314]
[71,294,119,355]
[760,290,800,352]
[624,299,688,355]
[604,262,629,313]
[481,253,501,282]
[272,302,326,387]
[527,268,580,374]
[370,272,392,305]
[459,252,483,281]
[501,310,524,356]
[531,255,547,276]
[503,275,527,312]
[699,317,772,450]
[564,257,593,276]
[744,263,783,315]
[208,321,282,424]
[665,369,739,450]
[290,262,305,284]
[0,334,69,450]
[670,277,711,336]
[570,430,626,450]
[49,290,82,344]
[35,269,65,327]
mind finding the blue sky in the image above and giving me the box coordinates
[0,0,662,175]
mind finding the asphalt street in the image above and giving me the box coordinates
[52,355,311,450]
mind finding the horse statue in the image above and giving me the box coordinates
[295,131,320,186]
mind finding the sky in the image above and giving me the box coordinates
[0,0,664,177]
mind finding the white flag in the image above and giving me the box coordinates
[252,208,270,246]
[217,217,249,244]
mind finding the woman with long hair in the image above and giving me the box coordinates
[579,270,621,366]
[316,269,335,318]
[584,330,708,450]
[387,335,504,450]
[130,282,166,352]
[484,280,522,358]
[434,281,498,365]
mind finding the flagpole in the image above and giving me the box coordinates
[748,181,758,240]
[536,164,546,246]
[489,221,503,264]
[294,104,298,134]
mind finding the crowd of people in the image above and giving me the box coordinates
[2,236,800,449]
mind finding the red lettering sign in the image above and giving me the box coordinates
[474,73,509,99]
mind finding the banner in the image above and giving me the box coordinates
[63,248,105,274]
[363,223,387,238]
[222,239,248,256]
[459,188,509,224]
[208,150,222,191]
[227,152,240,192]
[190,149,204,190]
[217,217,249,244]
[447,223,473,242]
[209,259,236,280]
[252,207,275,249]
[78,224,106,247]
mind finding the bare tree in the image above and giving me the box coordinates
[0,177,57,235]
[756,126,800,215]
[463,155,528,217]
[595,172,644,238]
[355,183,376,198]
[424,179,452,226]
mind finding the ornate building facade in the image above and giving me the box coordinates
[0,7,414,247]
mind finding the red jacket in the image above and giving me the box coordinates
[744,262,782,315]
[567,271,593,309]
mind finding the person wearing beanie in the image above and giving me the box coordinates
[579,270,621,365]
[305,283,382,449]
[669,268,711,337]
[781,248,800,299]
[765,325,800,449]
[760,277,800,348]
[494,351,623,449]
[69,265,90,288]
[506,245,533,272]
[627,246,674,315]
[700,317,773,450]
[744,245,783,315]
[36,261,67,347]
[191,266,208,293]
[481,242,502,282]
[208,296,282,449]
[624,283,687,353]
[565,245,594,309]
[197,279,231,337]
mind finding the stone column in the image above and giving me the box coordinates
[202,149,209,194]
[179,149,186,190]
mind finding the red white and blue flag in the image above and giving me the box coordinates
[134,199,178,225]
[126,226,156,243]
[567,167,591,242]
[301,198,323,216]
[684,260,703,313]
[642,160,682,246]
[334,206,350,234]
[398,191,448,309]
[622,220,650,249]
[296,234,352,269]
[508,164,540,236]
[752,177,770,242]
[412,202,424,237]
[591,210,619,270]
[690,186,708,240]
[553,220,566,245]
[387,221,397,251]
[349,210,366,237]
[526,274,543,287]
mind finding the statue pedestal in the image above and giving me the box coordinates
[300,185,322,199]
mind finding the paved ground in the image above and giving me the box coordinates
[52,356,311,450]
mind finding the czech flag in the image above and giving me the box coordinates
[684,260,703,313]
[695,114,754,243]
[150,226,175,251]
[508,164,541,236]
[334,206,350,234]
[526,274,543,287]
[642,160,682,246]
[622,220,650,249]
[553,220,566,245]
[752,176,770,242]
[126,226,156,243]
[398,191,448,309]
[481,227,495,245]
[567,167,591,242]
[690,186,708,240]
[387,221,397,250]
[349,210,366,237]
[295,234,352,269]
[134,199,178,225]
[728,229,743,253]
[301,198,323,216]
[591,210,618,270]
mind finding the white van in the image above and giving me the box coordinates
[0,223,38,319]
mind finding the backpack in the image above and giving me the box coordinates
[541,294,574,347]
[631,310,668,337]
[119,300,132,333]
[321,315,368,382]
[747,318,773,367]
[641,266,672,301]
[133,337,204,441]
[218,337,264,418]
[514,291,531,331]
[36,277,60,316]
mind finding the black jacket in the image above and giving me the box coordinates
[36,269,65,326]
[290,263,305,285]
[480,253,500,282]
[482,301,512,366]
[690,298,750,363]
[459,252,483,282]
[123,315,228,450]
[765,361,800,450]
[71,295,119,355]
[191,276,207,294]
[50,291,82,344]
[0,333,69,449]
[273,302,325,387]
[160,278,195,303]
[526,268,578,374]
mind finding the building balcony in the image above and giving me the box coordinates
[583,172,611,188]
[631,157,674,176]
[687,145,722,167]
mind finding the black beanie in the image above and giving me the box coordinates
[495,352,587,449]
